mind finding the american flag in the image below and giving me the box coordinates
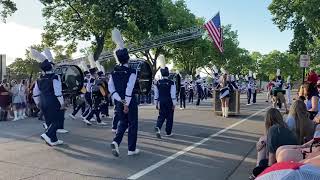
[204,13,224,53]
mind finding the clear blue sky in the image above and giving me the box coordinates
[185,0,293,53]
[1,0,292,64]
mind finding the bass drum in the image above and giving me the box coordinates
[129,59,153,95]
[54,65,84,95]
[169,73,181,96]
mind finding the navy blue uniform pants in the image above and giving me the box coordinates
[156,101,174,135]
[72,101,86,116]
[82,93,92,117]
[247,89,252,104]
[85,96,102,123]
[113,97,138,151]
[41,96,63,142]
[189,90,194,103]
[253,90,257,103]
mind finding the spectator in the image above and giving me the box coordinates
[286,100,315,144]
[0,82,10,121]
[300,82,319,119]
[10,80,24,121]
[275,123,320,164]
[19,79,27,119]
[307,69,318,84]
[251,108,298,179]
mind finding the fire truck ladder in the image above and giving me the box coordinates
[59,26,204,65]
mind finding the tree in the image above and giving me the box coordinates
[40,0,164,62]
[269,0,320,56]
[0,0,17,22]
[124,0,198,76]
[259,51,301,81]
[8,58,40,80]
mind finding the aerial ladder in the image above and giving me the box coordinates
[58,26,205,65]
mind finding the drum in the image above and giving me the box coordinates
[128,59,153,95]
[54,65,84,95]
[168,73,181,96]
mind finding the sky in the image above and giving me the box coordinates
[0,0,293,65]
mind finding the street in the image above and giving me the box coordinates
[0,94,269,180]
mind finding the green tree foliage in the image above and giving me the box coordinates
[123,0,198,76]
[259,51,301,81]
[40,0,164,62]
[0,0,17,22]
[269,0,320,56]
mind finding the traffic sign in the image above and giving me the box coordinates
[300,55,310,67]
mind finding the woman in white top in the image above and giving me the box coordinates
[19,79,27,119]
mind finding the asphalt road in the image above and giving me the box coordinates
[0,93,270,180]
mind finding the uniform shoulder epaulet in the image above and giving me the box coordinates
[52,74,59,80]
[129,68,136,74]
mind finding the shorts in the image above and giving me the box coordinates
[273,92,285,104]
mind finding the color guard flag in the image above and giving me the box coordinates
[204,12,224,53]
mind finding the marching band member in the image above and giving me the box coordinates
[83,59,107,126]
[203,79,208,100]
[195,71,203,106]
[96,64,110,118]
[31,48,64,146]
[217,68,231,118]
[69,62,89,120]
[252,73,257,104]
[109,28,139,157]
[154,55,176,138]
[81,56,99,125]
[230,75,239,90]
[286,76,292,105]
[272,69,288,112]
[212,65,220,89]
[247,71,254,105]
[188,79,194,104]
[179,79,187,109]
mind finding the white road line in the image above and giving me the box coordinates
[127,106,270,180]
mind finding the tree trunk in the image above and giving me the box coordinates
[94,35,105,61]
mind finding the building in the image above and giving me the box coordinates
[0,54,6,81]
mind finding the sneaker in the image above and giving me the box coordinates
[180,107,183,110]
[246,103,251,106]
[12,118,20,121]
[83,119,92,125]
[165,133,174,137]
[97,121,107,126]
[57,129,69,134]
[90,118,96,122]
[110,141,120,157]
[128,149,140,156]
[69,114,76,120]
[51,140,64,146]
[42,123,48,130]
[41,133,53,146]
[154,127,161,139]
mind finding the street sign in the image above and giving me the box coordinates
[300,55,310,67]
